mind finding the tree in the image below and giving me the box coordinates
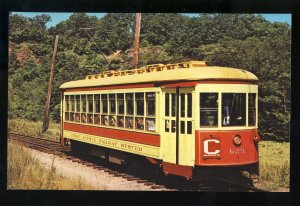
[93,13,133,54]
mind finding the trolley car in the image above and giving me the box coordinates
[59,61,260,181]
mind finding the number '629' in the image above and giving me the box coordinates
[230,148,245,155]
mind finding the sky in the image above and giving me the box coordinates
[12,12,291,28]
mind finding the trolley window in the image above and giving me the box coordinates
[135,117,144,130]
[171,120,176,133]
[117,94,124,128]
[75,95,80,112]
[109,94,116,114]
[171,93,176,117]
[200,93,218,127]
[101,94,108,126]
[180,94,185,117]
[145,92,156,131]
[64,95,70,121]
[146,92,155,116]
[75,95,81,122]
[248,93,256,126]
[165,93,170,116]
[70,95,75,112]
[117,116,124,127]
[109,115,117,127]
[135,93,144,115]
[94,114,100,125]
[126,93,134,115]
[65,95,69,111]
[109,94,117,126]
[165,120,170,132]
[81,95,87,123]
[117,93,124,114]
[187,121,192,134]
[187,93,192,118]
[222,93,246,126]
[87,95,93,124]
[125,116,133,129]
[81,95,86,112]
[70,95,75,121]
[180,121,185,134]
[65,113,70,121]
[125,93,134,129]
[88,95,93,113]
[94,94,100,113]
[94,95,100,125]
[101,94,108,113]
[70,112,75,121]
[146,118,155,131]
[102,115,108,126]
[135,93,144,130]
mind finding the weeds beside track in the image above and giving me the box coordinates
[8,141,94,190]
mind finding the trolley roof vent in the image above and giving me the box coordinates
[146,63,164,68]
[85,60,207,80]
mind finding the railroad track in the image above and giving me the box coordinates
[9,133,68,154]
[212,178,269,192]
[8,133,269,192]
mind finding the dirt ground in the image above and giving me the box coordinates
[23,147,165,191]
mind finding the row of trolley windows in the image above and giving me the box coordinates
[165,93,192,118]
[64,92,156,131]
[164,93,193,134]
[200,93,256,127]
[165,120,193,134]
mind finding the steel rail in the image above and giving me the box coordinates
[213,177,270,192]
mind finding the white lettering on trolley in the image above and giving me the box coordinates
[229,148,245,155]
[203,139,220,155]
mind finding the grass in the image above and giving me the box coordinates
[7,142,95,190]
[8,119,60,142]
[258,141,290,191]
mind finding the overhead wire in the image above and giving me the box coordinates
[78,27,110,68]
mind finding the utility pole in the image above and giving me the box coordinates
[133,13,141,69]
[42,35,59,133]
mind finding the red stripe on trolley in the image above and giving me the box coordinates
[199,80,257,84]
[65,83,155,92]
[161,80,256,88]
[162,81,198,88]
[64,122,160,147]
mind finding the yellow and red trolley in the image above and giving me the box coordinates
[59,60,260,181]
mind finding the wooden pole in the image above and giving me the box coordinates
[133,13,141,69]
[42,35,59,133]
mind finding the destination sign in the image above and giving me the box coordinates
[63,131,159,158]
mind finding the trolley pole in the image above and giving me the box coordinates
[42,35,59,133]
[133,13,141,69]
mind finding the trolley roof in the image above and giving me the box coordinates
[60,61,258,89]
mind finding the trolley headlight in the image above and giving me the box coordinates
[233,135,242,146]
